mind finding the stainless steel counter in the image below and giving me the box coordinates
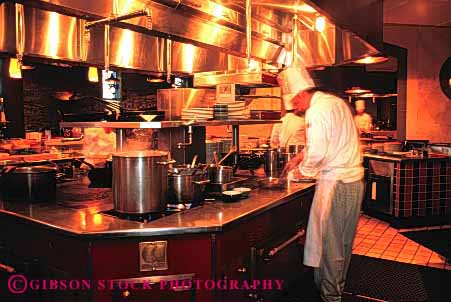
[0,182,315,238]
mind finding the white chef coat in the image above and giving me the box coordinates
[270,112,306,148]
[354,113,372,132]
[299,91,364,268]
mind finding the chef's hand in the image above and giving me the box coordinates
[281,152,304,176]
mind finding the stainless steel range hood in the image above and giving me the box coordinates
[0,0,382,83]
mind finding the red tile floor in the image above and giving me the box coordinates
[352,214,451,270]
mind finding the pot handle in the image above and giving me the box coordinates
[156,160,177,165]
[73,158,96,170]
[193,180,210,185]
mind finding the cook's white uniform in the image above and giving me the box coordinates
[354,113,372,132]
[299,91,364,268]
[270,112,305,148]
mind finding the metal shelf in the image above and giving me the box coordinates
[60,120,280,129]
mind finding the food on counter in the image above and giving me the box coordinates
[0,138,43,153]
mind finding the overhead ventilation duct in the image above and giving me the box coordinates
[0,0,384,82]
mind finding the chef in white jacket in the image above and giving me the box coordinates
[354,99,373,133]
[280,66,364,302]
[270,95,306,148]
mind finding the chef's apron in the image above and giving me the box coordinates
[303,177,337,268]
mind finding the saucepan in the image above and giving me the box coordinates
[167,164,210,204]
[203,147,236,184]
[207,164,233,184]
[0,165,57,202]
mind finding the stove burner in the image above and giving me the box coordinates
[101,210,165,223]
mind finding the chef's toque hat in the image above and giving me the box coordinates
[277,66,315,101]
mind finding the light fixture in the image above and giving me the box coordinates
[146,77,165,83]
[354,55,389,64]
[345,87,372,95]
[308,66,326,71]
[21,65,34,70]
[88,66,99,83]
[448,77,451,87]
[314,15,326,32]
[8,57,22,79]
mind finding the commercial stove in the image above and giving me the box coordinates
[101,203,194,223]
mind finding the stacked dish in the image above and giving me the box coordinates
[214,101,249,120]
[213,104,229,120]
[181,107,214,120]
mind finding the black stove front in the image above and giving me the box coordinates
[100,210,166,223]
[101,203,195,223]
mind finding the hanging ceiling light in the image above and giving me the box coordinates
[88,66,99,83]
[354,54,389,64]
[8,57,22,79]
[146,77,165,83]
[314,15,326,32]
[345,87,372,95]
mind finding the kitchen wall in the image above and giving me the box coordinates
[384,25,451,143]
[16,66,166,133]
[22,65,102,132]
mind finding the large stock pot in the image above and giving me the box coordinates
[112,150,173,214]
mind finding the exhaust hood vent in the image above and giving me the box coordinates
[193,69,278,88]
[0,0,384,81]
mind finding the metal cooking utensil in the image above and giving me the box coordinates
[191,154,198,169]
[213,151,219,167]
[218,146,236,166]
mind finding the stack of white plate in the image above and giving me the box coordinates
[215,101,249,119]
[181,107,214,120]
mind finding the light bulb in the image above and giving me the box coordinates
[88,66,99,82]
[315,16,326,32]
[9,58,22,79]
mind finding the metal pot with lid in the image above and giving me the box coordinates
[206,164,233,184]
[0,165,57,202]
[112,150,174,214]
